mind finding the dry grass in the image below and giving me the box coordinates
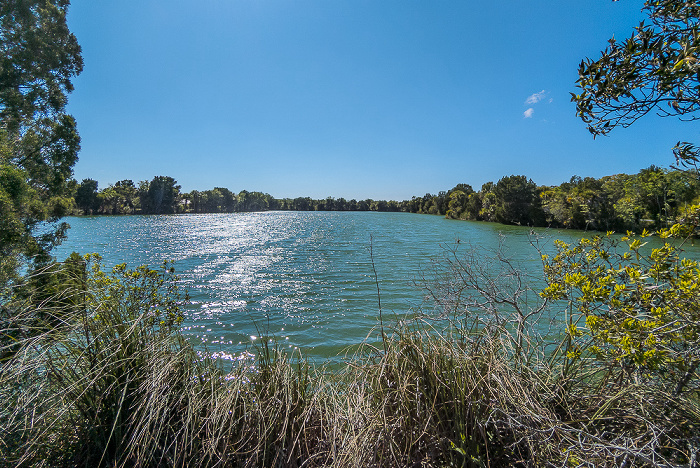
[1,247,698,467]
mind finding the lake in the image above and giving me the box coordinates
[52,211,695,362]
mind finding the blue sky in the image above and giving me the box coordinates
[65,0,688,200]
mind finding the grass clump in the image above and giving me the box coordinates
[1,240,698,467]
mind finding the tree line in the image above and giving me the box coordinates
[72,164,700,233]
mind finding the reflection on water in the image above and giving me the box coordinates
[54,212,699,361]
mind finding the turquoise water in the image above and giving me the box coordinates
[52,211,697,361]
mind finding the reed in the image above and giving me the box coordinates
[1,248,697,467]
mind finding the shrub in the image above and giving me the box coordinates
[540,225,700,397]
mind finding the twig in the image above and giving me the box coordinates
[370,234,387,353]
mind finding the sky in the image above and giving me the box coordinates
[65,0,691,201]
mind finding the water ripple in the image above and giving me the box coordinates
[55,211,685,362]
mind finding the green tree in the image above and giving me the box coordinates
[372,199,389,211]
[140,176,180,214]
[542,176,615,230]
[268,196,281,210]
[216,187,236,212]
[0,0,83,284]
[420,193,439,215]
[540,186,570,227]
[189,190,201,213]
[435,191,448,215]
[541,227,700,395]
[114,179,137,214]
[244,191,270,212]
[97,185,118,215]
[292,196,311,211]
[320,196,335,211]
[463,192,482,220]
[446,190,468,219]
[493,175,543,226]
[406,196,421,213]
[75,178,98,215]
[201,188,224,212]
[478,182,497,221]
[445,184,475,220]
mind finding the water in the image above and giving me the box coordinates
[52,211,697,361]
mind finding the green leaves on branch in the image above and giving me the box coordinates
[540,218,700,395]
[84,254,187,333]
[673,141,700,173]
[0,0,83,130]
[573,1,700,138]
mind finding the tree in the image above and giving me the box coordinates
[445,184,475,220]
[493,175,543,226]
[216,187,236,212]
[114,179,137,214]
[463,192,482,220]
[0,0,83,284]
[188,190,200,213]
[478,182,497,221]
[243,191,270,212]
[0,0,83,131]
[140,176,180,214]
[74,178,98,215]
[572,0,700,170]
[292,196,311,211]
[406,196,421,213]
[98,186,119,214]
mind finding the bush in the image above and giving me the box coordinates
[540,225,700,397]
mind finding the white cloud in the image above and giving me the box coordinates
[525,90,546,105]
[523,108,534,118]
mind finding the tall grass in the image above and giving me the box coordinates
[1,246,698,467]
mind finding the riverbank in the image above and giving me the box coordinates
[73,166,700,235]
[2,242,698,467]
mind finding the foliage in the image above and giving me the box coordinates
[572,0,700,171]
[555,0,700,399]
[87,165,700,234]
[74,177,99,214]
[0,159,42,287]
[2,241,699,467]
[1,255,190,466]
[139,175,181,214]
[0,0,82,129]
[0,0,82,284]
[540,224,700,396]
[75,165,700,237]
[494,174,545,226]
[112,179,138,213]
[417,240,699,466]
